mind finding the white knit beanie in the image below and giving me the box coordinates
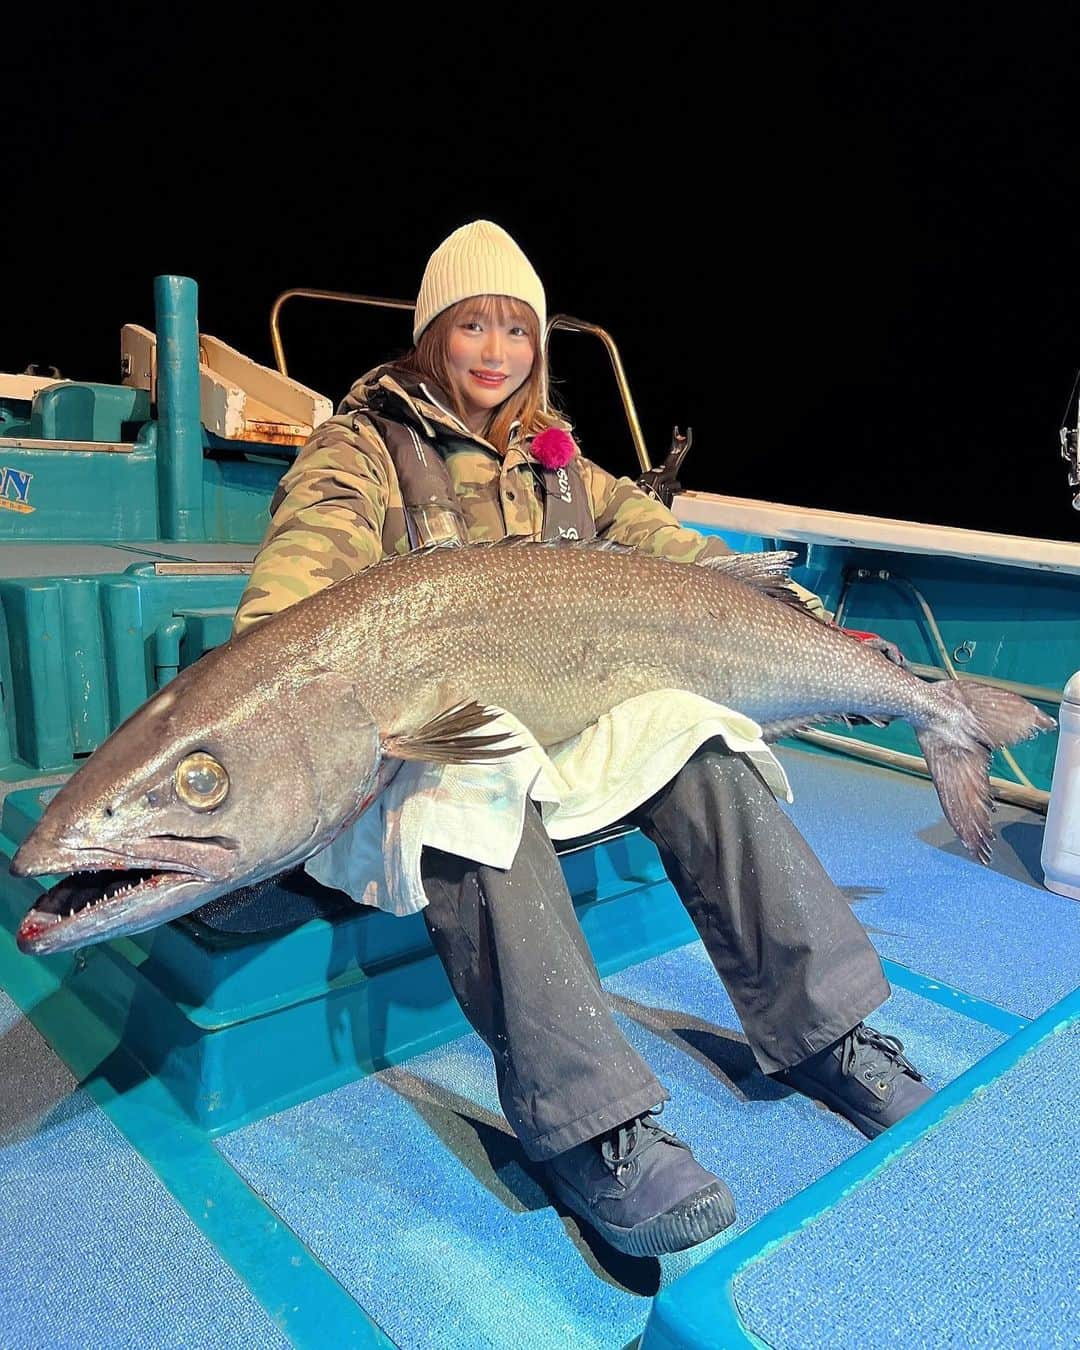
[413,220,547,343]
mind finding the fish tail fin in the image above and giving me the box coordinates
[916,681,1055,863]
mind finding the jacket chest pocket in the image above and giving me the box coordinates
[452,476,510,537]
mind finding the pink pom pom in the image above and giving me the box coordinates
[531,427,576,469]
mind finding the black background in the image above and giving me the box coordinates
[4,9,1080,540]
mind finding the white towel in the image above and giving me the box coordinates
[304,690,792,917]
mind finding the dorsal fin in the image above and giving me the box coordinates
[698,549,824,613]
[697,550,798,584]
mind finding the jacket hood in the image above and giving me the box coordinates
[336,364,469,437]
[336,363,573,452]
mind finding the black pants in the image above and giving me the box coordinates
[420,741,889,1162]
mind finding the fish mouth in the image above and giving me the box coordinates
[14,837,240,955]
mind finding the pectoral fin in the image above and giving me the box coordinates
[384,701,523,764]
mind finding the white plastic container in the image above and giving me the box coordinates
[1041,671,1080,899]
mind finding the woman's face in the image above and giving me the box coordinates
[445,298,535,431]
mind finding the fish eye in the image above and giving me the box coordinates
[175,753,229,811]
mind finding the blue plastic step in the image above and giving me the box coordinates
[0,990,289,1349]
[643,985,1080,1349]
[731,1015,1080,1347]
[217,940,1006,1350]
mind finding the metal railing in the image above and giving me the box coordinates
[269,290,414,377]
[268,290,653,471]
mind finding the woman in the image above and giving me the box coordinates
[234,220,931,1258]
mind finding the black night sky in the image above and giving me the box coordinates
[4,11,1080,542]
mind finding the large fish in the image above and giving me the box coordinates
[11,542,1054,954]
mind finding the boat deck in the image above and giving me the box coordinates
[0,541,258,578]
[728,1015,1078,1348]
[1,747,1077,1348]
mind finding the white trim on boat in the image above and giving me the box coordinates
[0,438,133,454]
[674,491,1080,576]
[0,373,69,401]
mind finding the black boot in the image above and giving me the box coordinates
[544,1107,736,1257]
[773,1023,933,1138]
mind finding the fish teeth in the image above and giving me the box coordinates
[63,878,139,921]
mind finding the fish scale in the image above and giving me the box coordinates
[10,541,1055,953]
[284,542,947,744]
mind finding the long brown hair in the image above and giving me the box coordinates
[394,296,564,454]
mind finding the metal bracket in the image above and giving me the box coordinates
[1061,425,1080,510]
[1058,368,1080,508]
[636,427,694,507]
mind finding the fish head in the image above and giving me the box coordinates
[12,656,387,955]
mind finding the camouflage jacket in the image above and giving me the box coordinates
[233,367,741,634]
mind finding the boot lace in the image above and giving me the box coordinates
[840,1023,923,1091]
[600,1106,679,1180]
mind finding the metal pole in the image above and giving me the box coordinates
[154,276,205,540]
[792,728,1050,812]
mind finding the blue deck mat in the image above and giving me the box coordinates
[217,942,1004,1350]
[732,1017,1080,1347]
[0,992,288,1350]
[777,747,1080,1018]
